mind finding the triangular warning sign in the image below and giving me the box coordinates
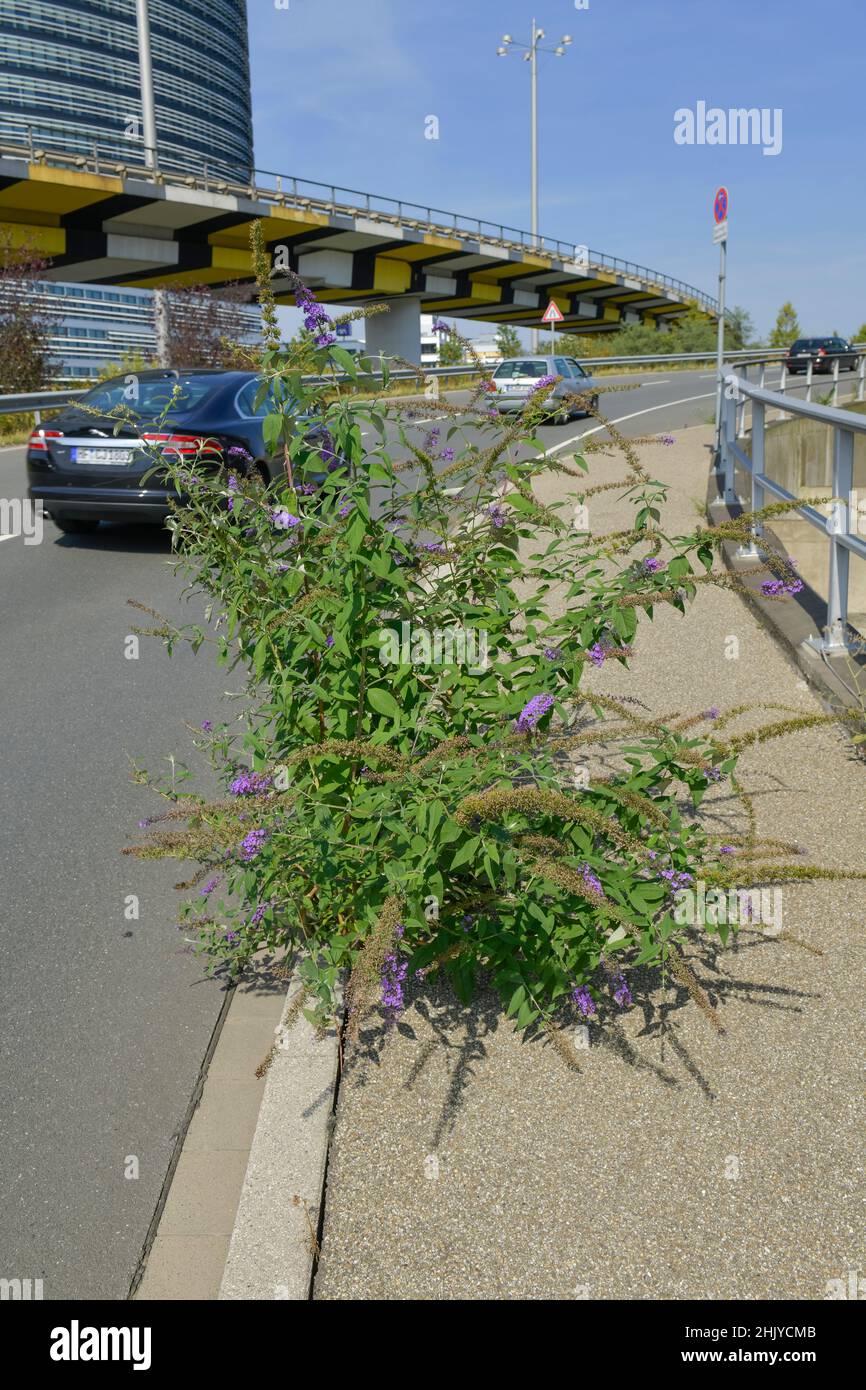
[542,300,564,323]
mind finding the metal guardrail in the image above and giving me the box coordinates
[0,127,718,314]
[3,347,864,418]
[718,373,866,655]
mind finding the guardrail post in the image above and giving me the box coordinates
[859,355,866,402]
[759,362,766,390]
[832,355,840,406]
[737,364,748,438]
[823,427,854,652]
[806,358,813,403]
[735,399,764,559]
[722,384,737,505]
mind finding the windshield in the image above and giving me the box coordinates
[494,360,551,379]
[78,375,221,416]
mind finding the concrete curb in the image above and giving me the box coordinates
[218,982,341,1301]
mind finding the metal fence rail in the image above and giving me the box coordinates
[0,127,718,313]
[718,373,866,654]
[3,347,865,419]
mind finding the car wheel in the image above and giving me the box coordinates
[53,515,101,534]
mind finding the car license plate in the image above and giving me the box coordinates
[73,446,135,465]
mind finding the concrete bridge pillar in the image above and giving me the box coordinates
[363,295,423,365]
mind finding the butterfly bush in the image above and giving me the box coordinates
[126,222,866,1052]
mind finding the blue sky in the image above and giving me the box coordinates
[247,0,866,341]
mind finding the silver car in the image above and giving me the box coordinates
[488,354,600,422]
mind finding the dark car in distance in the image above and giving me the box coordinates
[26,368,323,534]
[784,337,859,375]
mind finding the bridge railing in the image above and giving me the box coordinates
[0,126,718,313]
[718,372,866,655]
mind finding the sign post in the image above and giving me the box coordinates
[542,298,564,354]
[712,186,729,459]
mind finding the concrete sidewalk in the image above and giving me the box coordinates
[313,424,866,1301]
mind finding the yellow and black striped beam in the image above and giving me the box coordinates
[0,158,716,332]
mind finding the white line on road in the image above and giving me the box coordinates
[542,390,717,458]
[0,529,22,542]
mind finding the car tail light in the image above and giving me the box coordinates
[140,433,221,457]
[27,429,62,451]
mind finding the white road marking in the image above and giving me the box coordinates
[641,378,669,385]
[0,529,22,542]
[542,390,717,458]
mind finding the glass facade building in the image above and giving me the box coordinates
[0,0,254,179]
[36,281,261,382]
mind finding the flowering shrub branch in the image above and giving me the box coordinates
[125,221,866,1056]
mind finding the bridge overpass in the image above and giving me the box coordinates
[0,138,719,362]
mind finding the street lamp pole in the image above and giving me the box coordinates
[134,0,158,171]
[134,0,168,366]
[498,23,572,350]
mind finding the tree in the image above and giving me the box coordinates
[0,231,56,391]
[768,302,801,349]
[495,324,521,358]
[851,324,866,346]
[439,332,464,367]
[160,282,257,369]
[725,305,755,349]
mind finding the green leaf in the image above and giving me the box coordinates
[367,687,401,719]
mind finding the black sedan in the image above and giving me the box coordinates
[784,337,860,375]
[26,368,326,534]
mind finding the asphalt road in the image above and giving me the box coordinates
[0,361,858,1300]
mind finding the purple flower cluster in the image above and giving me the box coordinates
[229,770,272,797]
[761,576,803,597]
[572,985,596,1017]
[296,284,335,347]
[543,646,563,662]
[226,473,239,513]
[381,935,409,1013]
[531,374,558,392]
[703,706,721,720]
[487,503,507,529]
[239,828,268,861]
[200,720,213,732]
[271,509,301,530]
[432,319,450,335]
[580,862,605,898]
[660,867,693,895]
[199,876,220,897]
[643,556,662,572]
[588,642,606,668]
[516,691,554,732]
[248,901,270,928]
[228,446,253,466]
[423,427,440,451]
[439,447,455,462]
[658,434,676,446]
[612,974,633,1008]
